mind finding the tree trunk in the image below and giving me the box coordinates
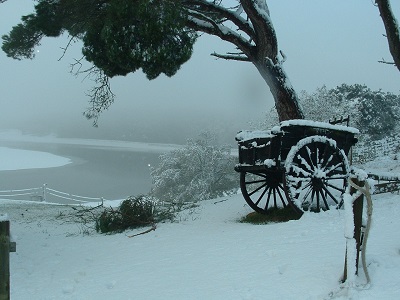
[375,0,400,72]
[254,59,304,121]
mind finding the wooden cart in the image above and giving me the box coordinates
[235,120,358,215]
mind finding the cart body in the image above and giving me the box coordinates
[235,120,358,214]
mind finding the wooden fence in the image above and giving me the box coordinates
[352,135,400,164]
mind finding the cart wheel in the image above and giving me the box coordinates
[284,136,350,212]
[240,170,296,214]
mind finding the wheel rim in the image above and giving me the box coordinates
[240,171,296,214]
[285,136,350,212]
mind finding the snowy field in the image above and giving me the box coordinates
[0,142,400,299]
[2,193,400,300]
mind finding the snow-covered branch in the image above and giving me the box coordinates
[187,12,253,56]
[211,51,250,61]
[183,0,255,39]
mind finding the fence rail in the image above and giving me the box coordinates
[0,184,114,204]
[352,134,400,164]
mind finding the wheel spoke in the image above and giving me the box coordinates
[277,184,287,207]
[248,182,267,196]
[264,187,273,210]
[326,182,345,193]
[255,186,269,206]
[322,185,340,204]
[300,186,313,207]
[320,190,330,210]
[306,145,317,168]
[297,150,314,173]
[320,147,333,170]
[300,181,312,191]
[310,189,316,207]
[291,165,313,177]
[325,162,345,176]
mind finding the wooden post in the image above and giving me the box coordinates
[342,178,364,282]
[0,221,10,300]
[353,182,364,274]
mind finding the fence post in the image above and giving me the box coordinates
[0,220,10,300]
[42,183,47,202]
[342,178,364,282]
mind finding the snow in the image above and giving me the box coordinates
[237,120,359,143]
[264,158,276,167]
[1,139,400,299]
[280,119,360,134]
[0,213,9,221]
[0,147,71,171]
[235,130,274,141]
[2,192,400,299]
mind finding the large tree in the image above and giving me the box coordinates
[1,0,304,124]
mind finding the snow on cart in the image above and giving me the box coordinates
[235,119,359,215]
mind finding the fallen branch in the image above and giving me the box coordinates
[127,224,157,238]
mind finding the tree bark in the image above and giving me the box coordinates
[375,0,400,72]
[254,59,304,121]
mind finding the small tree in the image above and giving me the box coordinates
[150,132,237,203]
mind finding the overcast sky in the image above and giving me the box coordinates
[1,0,399,144]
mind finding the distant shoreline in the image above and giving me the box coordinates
[0,130,181,154]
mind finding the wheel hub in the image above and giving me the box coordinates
[311,176,325,190]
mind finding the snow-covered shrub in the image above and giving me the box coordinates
[150,132,238,203]
[262,84,400,141]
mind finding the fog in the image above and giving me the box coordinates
[1,0,399,145]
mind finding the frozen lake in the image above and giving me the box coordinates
[0,140,166,204]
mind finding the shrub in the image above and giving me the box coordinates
[150,132,238,204]
[96,195,155,233]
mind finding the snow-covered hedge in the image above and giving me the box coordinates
[150,133,238,203]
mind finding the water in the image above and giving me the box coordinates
[0,141,162,204]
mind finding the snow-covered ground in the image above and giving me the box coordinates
[1,192,399,300]
[0,140,399,299]
[0,146,71,171]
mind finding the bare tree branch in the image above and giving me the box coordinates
[375,0,400,71]
[83,69,115,127]
[58,35,79,61]
[378,58,396,65]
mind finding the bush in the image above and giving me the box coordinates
[96,195,156,233]
[150,132,238,204]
